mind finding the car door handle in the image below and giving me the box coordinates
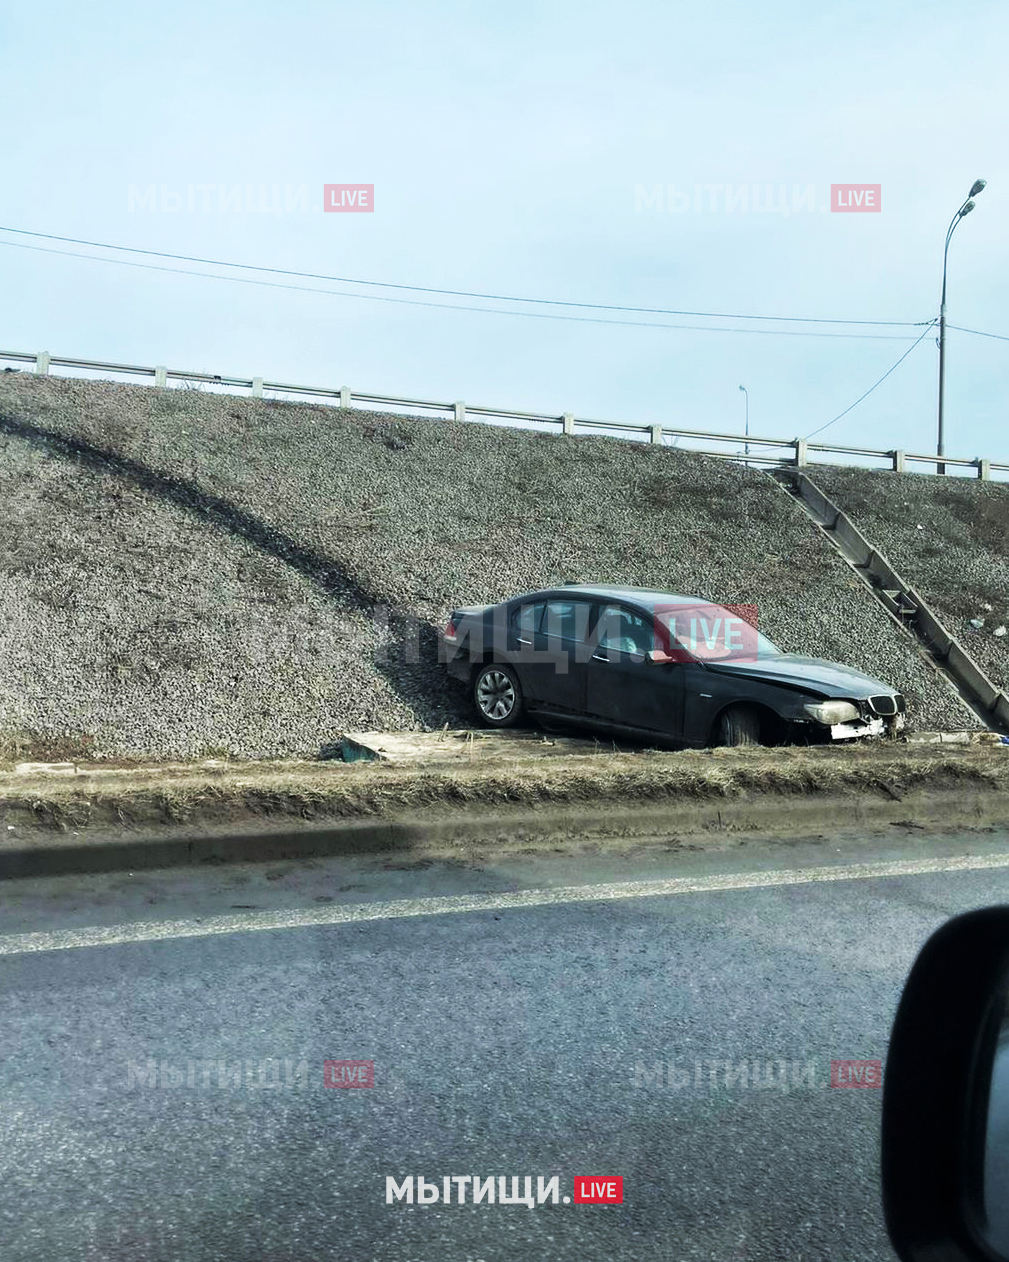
[591,652,609,662]
[517,637,532,645]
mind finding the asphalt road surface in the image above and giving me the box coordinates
[2,825,1008,1262]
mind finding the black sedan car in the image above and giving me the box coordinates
[439,584,906,747]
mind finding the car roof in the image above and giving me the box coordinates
[515,585,708,610]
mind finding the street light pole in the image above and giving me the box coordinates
[739,384,749,465]
[937,178,986,475]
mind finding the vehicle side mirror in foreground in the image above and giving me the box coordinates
[882,906,1009,1261]
[646,649,677,665]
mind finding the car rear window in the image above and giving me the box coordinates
[512,602,545,635]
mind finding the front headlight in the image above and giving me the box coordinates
[803,700,860,725]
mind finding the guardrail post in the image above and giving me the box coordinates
[649,424,663,445]
[339,386,351,408]
[977,458,991,481]
[35,351,50,376]
[454,400,466,422]
[892,449,905,473]
[562,412,575,435]
[793,437,808,467]
[251,376,264,398]
[154,365,168,387]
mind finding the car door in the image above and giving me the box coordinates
[584,603,686,737]
[504,599,550,703]
[527,598,595,714]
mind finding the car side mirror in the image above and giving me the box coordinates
[882,907,1009,1261]
[646,649,677,665]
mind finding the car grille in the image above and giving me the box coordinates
[867,694,903,716]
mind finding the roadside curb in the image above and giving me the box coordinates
[5,784,1009,880]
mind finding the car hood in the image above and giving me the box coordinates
[703,654,898,698]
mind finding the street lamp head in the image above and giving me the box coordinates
[960,200,976,218]
[739,384,746,392]
[969,179,987,198]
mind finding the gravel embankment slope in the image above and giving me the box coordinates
[812,467,1009,692]
[0,373,976,759]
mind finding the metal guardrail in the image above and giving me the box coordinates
[3,348,1007,480]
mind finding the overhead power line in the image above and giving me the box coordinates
[807,321,1009,442]
[0,239,922,340]
[0,224,928,329]
[947,324,1009,344]
[804,323,937,440]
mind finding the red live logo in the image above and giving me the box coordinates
[573,1176,623,1204]
[831,184,881,212]
[831,1059,883,1088]
[324,184,374,213]
[324,1059,374,1087]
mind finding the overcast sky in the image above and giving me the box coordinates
[2,1,1006,466]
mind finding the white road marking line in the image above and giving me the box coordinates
[2,851,1009,958]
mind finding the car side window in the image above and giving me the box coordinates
[596,604,653,655]
[542,600,592,643]
[512,602,545,637]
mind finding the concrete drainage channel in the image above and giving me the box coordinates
[770,469,1009,735]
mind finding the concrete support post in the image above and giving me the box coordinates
[562,412,575,435]
[251,377,264,398]
[454,400,466,422]
[339,386,351,408]
[35,351,50,375]
[978,458,991,481]
[649,424,663,445]
[892,449,905,473]
[154,365,168,387]
[794,438,808,467]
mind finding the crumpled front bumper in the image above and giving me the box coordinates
[828,713,906,741]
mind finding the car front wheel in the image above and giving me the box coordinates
[714,704,761,747]
[473,663,525,728]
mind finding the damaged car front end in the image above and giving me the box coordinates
[798,695,907,741]
[703,655,907,743]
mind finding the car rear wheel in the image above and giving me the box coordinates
[473,664,525,728]
[715,704,761,747]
